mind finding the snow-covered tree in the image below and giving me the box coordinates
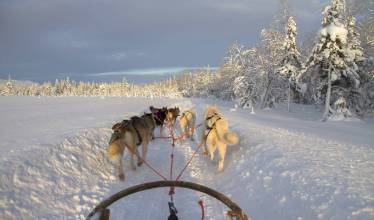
[0,75,14,96]
[346,16,365,63]
[257,28,286,108]
[278,16,302,108]
[233,7,291,110]
[347,0,374,57]
[7,76,14,95]
[232,48,263,108]
[217,43,251,100]
[279,17,302,79]
[301,0,363,120]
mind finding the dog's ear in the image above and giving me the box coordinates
[122,119,131,126]
[112,122,122,130]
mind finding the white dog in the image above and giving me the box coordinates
[200,106,238,171]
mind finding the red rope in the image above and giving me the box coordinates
[166,122,204,182]
[198,200,205,220]
[175,142,203,181]
[157,123,203,141]
[168,124,176,196]
[142,160,168,181]
[123,143,168,181]
[153,136,173,139]
[122,120,204,195]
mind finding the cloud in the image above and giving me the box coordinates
[0,0,328,80]
[90,66,218,76]
[108,52,128,61]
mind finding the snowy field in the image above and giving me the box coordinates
[0,96,373,220]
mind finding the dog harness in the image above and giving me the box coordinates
[131,121,143,146]
[204,113,221,136]
[206,113,221,129]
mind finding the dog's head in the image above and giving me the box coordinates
[150,106,168,122]
[150,106,167,114]
[169,107,180,116]
[204,106,219,119]
[150,106,156,113]
[166,107,180,123]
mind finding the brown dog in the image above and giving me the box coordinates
[107,116,151,181]
[166,106,180,127]
[179,109,196,140]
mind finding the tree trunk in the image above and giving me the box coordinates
[287,80,291,112]
[322,63,332,121]
[260,81,272,109]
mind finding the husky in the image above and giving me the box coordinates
[166,106,180,127]
[199,106,238,172]
[141,112,156,139]
[179,109,196,140]
[107,116,151,181]
[150,106,168,135]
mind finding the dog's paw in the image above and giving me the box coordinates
[119,173,125,181]
[137,161,144,167]
[218,162,225,172]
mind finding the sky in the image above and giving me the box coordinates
[0,0,328,82]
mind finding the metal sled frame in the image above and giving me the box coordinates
[86,180,250,220]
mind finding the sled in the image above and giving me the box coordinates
[86,180,250,220]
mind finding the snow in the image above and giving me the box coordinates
[0,96,373,220]
[320,23,348,43]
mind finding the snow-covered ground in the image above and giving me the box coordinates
[0,96,373,220]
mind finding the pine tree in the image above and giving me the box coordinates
[6,75,14,96]
[346,16,365,63]
[278,16,302,109]
[302,0,361,120]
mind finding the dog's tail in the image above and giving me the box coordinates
[215,119,239,145]
[107,143,122,164]
[222,131,238,145]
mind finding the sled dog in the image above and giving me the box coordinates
[179,109,196,140]
[199,106,238,171]
[141,112,156,139]
[166,106,180,127]
[107,116,151,180]
[150,106,168,134]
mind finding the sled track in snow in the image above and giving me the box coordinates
[0,128,114,219]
